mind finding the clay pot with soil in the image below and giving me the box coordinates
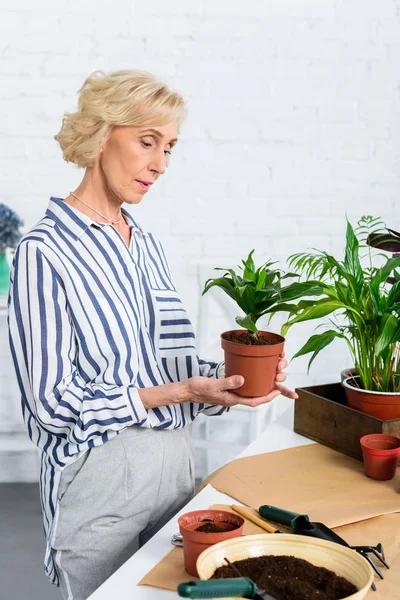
[178,509,244,577]
[360,433,400,480]
[202,250,322,397]
[221,330,285,397]
[343,376,400,420]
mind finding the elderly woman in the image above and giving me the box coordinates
[8,70,297,600]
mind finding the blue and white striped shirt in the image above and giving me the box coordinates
[7,197,225,585]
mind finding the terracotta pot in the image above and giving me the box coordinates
[343,376,400,420]
[221,330,285,397]
[360,434,400,480]
[178,509,244,577]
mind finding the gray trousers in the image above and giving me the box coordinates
[51,425,195,600]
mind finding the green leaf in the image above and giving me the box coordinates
[261,303,299,316]
[236,315,258,333]
[202,277,237,301]
[371,256,400,289]
[262,299,322,318]
[278,282,326,302]
[256,284,281,296]
[334,280,350,304]
[281,301,344,336]
[343,219,364,295]
[255,267,267,291]
[375,314,399,356]
[242,250,256,281]
[217,268,242,287]
[292,330,342,373]
[239,285,256,314]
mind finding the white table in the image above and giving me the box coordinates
[89,405,313,599]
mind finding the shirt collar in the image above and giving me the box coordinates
[46,197,149,241]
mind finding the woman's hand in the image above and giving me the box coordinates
[273,351,299,400]
[187,352,298,408]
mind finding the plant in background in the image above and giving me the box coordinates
[202,249,323,340]
[0,203,24,254]
[367,225,400,285]
[281,216,400,393]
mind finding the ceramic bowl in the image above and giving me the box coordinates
[196,533,373,600]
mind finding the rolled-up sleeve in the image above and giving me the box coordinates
[8,241,148,452]
[194,357,229,416]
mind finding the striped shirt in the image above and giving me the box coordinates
[7,196,226,585]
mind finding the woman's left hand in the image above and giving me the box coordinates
[273,351,298,400]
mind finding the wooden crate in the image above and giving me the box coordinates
[294,382,400,461]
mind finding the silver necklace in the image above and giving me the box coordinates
[69,191,123,225]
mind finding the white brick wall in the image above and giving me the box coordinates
[1,1,400,475]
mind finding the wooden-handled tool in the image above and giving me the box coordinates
[231,504,281,533]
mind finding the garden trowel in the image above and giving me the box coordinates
[259,505,349,546]
[259,505,389,589]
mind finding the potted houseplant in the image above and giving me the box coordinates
[202,250,322,397]
[0,203,24,295]
[279,216,400,420]
[339,224,400,383]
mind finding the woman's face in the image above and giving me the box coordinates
[99,120,178,205]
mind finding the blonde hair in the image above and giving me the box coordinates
[54,70,186,168]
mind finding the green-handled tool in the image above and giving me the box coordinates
[259,505,389,591]
[259,504,368,546]
[177,578,278,600]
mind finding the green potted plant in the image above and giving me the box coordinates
[279,216,400,420]
[202,250,322,397]
[339,224,400,383]
[0,203,24,295]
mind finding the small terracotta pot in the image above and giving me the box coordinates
[178,509,244,577]
[343,376,400,420]
[221,330,285,397]
[360,434,400,480]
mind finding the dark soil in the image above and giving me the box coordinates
[196,519,238,533]
[196,522,235,533]
[211,555,357,600]
[223,332,279,346]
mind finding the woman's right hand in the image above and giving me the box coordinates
[187,375,282,407]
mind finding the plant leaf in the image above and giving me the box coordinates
[242,250,256,281]
[281,301,344,336]
[343,219,364,295]
[255,267,267,291]
[236,315,258,333]
[292,330,344,373]
[375,314,399,356]
[278,282,326,302]
[371,256,400,288]
[202,277,237,301]
[367,230,400,252]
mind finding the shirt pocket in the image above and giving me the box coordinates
[151,288,197,358]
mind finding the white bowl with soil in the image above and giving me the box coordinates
[196,533,373,600]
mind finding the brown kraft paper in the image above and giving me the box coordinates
[197,443,400,528]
